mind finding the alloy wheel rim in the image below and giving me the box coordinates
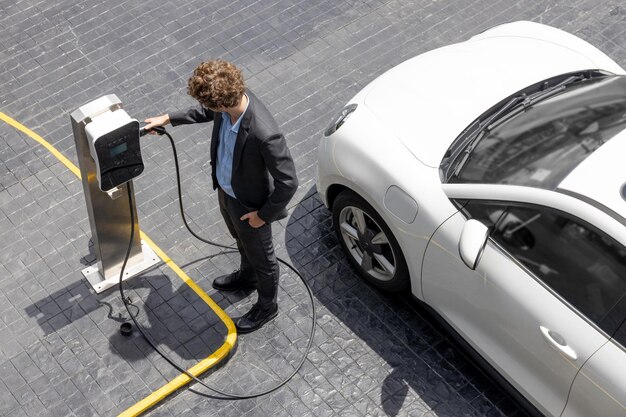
[338,205,396,281]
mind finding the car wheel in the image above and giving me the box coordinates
[332,190,409,292]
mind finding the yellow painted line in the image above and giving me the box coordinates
[0,112,237,417]
[0,112,82,178]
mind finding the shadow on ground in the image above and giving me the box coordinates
[25,260,230,368]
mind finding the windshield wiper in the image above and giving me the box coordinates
[486,74,587,131]
[450,94,526,177]
[450,73,592,178]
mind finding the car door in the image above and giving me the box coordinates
[561,304,626,417]
[421,200,623,417]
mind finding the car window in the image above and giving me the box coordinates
[449,76,626,189]
[462,200,626,336]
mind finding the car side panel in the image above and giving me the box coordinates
[562,330,626,417]
[422,211,609,417]
[321,105,456,299]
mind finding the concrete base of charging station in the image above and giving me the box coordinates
[82,240,160,293]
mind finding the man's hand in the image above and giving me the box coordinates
[143,114,171,134]
[240,211,266,228]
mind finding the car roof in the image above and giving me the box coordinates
[557,128,626,223]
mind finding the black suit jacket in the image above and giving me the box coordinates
[168,90,298,223]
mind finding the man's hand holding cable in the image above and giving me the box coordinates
[240,211,266,228]
[143,114,171,134]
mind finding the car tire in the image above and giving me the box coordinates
[332,190,409,292]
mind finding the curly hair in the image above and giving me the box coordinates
[187,60,245,109]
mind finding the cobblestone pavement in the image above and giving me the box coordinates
[1,0,625,416]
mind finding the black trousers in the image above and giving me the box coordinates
[218,189,279,308]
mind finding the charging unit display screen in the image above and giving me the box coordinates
[110,142,128,157]
[86,109,144,191]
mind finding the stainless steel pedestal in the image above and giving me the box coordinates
[71,95,159,293]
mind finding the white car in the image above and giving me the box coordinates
[317,21,626,417]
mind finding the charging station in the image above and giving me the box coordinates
[71,94,159,293]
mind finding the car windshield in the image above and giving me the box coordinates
[449,76,626,189]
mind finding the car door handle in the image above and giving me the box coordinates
[540,326,578,361]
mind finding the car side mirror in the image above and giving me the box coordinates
[459,219,489,270]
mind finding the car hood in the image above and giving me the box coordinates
[362,22,624,168]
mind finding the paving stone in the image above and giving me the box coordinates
[2,0,624,416]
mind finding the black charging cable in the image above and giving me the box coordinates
[116,125,316,400]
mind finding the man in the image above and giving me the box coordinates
[144,60,298,333]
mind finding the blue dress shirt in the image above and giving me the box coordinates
[216,96,248,198]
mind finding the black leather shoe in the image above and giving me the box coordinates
[235,303,278,334]
[212,270,255,292]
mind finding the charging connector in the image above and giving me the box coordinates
[139,125,165,137]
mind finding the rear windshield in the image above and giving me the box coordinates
[451,76,626,189]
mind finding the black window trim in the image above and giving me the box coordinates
[556,188,626,228]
